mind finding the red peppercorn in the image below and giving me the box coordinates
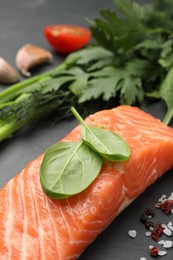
[146,207,155,217]
[158,200,173,215]
[145,219,154,229]
[140,213,148,224]
[151,221,164,242]
[150,246,159,257]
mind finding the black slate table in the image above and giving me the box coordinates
[0,1,173,259]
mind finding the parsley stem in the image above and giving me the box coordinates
[163,108,173,125]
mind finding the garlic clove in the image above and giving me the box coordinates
[16,44,53,77]
[0,57,20,84]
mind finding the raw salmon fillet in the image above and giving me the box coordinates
[1,105,173,259]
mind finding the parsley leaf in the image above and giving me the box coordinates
[79,66,144,104]
[65,46,114,66]
[90,0,147,52]
[119,76,143,105]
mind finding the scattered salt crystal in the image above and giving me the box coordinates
[161,194,167,199]
[145,231,151,237]
[163,227,172,236]
[158,197,164,202]
[147,215,152,219]
[158,250,167,256]
[149,226,154,231]
[158,239,173,248]
[149,245,154,249]
[169,192,173,200]
[140,257,147,260]
[128,230,137,238]
[163,240,173,248]
[168,225,173,232]
[167,221,173,231]
[162,224,167,228]
[158,240,165,245]
[167,221,172,227]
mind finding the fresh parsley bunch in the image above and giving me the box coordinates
[75,0,173,125]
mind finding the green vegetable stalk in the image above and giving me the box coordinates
[0,64,74,141]
[1,0,173,142]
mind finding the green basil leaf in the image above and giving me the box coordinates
[82,125,130,162]
[40,140,103,199]
[71,107,130,162]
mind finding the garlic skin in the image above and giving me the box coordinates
[16,44,53,77]
[0,57,20,84]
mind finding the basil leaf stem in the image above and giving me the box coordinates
[71,106,130,162]
[40,140,103,199]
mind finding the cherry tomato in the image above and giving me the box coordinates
[44,25,91,54]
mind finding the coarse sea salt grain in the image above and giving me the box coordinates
[167,221,172,227]
[163,227,172,236]
[149,245,154,249]
[128,230,137,238]
[155,203,161,208]
[158,250,167,256]
[168,226,173,232]
[162,224,167,229]
[149,226,154,231]
[167,221,173,231]
[163,240,173,248]
[168,192,173,200]
[158,239,173,248]
[140,257,147,260]
[158,194,167,202]
[145,231,151,237]
[167,192,173,200]
[158,240,165,245]
[158,197,164,202]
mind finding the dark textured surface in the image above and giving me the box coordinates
[0,1,173,259]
